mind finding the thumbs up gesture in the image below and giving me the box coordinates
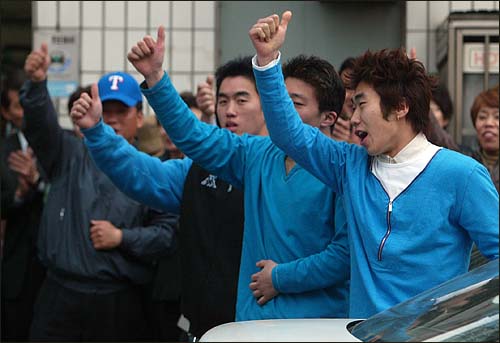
[70,83,103,130]
[249,11,293,66]
[127,25,166,88]
[24,43,51,82]
[196,75,215,118]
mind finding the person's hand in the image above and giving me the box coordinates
[249,259,279,306]
[70,83,103,129]
[409,47,417,60]
[7,148,40,185]
[14,176,30,200]
[196,75,216,119]
[332,117,352,143]
[249,11,292,66]
[24,43,51,82]
[127,26,166,88]
[89,220,123,250]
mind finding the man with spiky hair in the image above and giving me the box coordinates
[249,10,499,318]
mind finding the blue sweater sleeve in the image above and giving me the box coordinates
[141,73,248,189]
[272,196,350,293]
[82,119,191,214]
[457,164,499,260]
[253,62,349,193]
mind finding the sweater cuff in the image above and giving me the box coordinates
[272,263,283,293]
[251,51,281,71]
[119,228,134,251]
[81,118,106,145]
[141,71,171,96]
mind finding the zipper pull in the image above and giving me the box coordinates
[59,207,65,221]
[388,200,393,213]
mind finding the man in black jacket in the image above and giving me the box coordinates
[21,43,177,342]
[1,70,47,341]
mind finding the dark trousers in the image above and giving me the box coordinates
[1,256,46,341]
[29,277,148,342]
[143,298,183,342]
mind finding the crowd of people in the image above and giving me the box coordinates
[1,9,498,342]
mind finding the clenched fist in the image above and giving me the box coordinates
[24,43,51,82]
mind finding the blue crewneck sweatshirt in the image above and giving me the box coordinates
[136,72,351,320]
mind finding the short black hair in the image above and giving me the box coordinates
[339,57,356,76]
[215,56,256,99]
[1,69,26,109]
[283,55,345,116]
[431,81,453,122]
[180,91,198,109]
[67,85,92,113]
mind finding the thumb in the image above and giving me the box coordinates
[280,10,292,29]
[41,42,49,56]
[157,25,166,48]
[91,83,100,101]
[409,47,417,60]
[256,260,266,268]
[206,74,214,87]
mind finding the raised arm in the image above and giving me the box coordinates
[70,87,191,214]
[20,43,66,178]
[126,27,249,188]
[249,11,350,192]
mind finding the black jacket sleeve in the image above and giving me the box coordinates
[19,80,66,180]
[119,208,178,262]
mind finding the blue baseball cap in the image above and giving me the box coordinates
[98,71,142,107]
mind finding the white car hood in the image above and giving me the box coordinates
[199,318,363,342]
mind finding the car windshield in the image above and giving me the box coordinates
[350,259,499,342]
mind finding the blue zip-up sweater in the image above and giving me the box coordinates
[113,72,350,320]
[253,59,500,318]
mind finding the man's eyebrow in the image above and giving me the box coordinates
[218,91,250,98]
[352,92,365,104]
[289,92,306,100]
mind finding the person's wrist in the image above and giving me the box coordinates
[29,170,40,185]
[31,72,47,82]
[145,69,164,88]
[256,51,279,67]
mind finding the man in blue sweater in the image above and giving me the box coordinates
[248,11,499,318]
[71,26,350,321]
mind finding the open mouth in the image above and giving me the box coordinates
[226,122,238,132]
[355,130,368,143]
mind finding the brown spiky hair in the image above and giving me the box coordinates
[349,48,437,134]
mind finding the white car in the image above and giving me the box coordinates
[200,259,499,342]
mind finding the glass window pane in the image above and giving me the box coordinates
[127,1,147,29]
[60,1,80,28]
[36,1,57,28]
[83,1,102,28]
[194,1,215,29]
[82,30,102,71]
[194,31,214,72]
[105,1,125,28]
[172,31,192,72]
[172,1,192,29]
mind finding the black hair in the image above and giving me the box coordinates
[67,85,92,113]
[1,69,26,109]
[431,81,453,123]
[283,55,345,116]
[214,56,256,99]
[339,57,356,76]
[180,91,198,109]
